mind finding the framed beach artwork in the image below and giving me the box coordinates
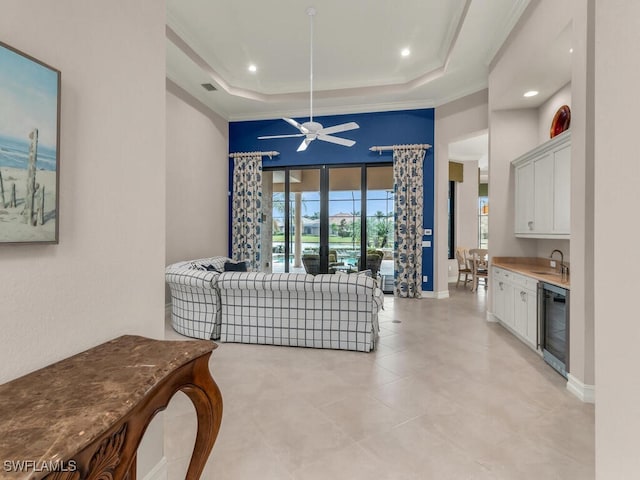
[0,41,60,244]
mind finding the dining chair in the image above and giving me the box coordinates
[455,247,472,288]
[468,248,489,292]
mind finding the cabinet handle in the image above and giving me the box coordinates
[499,281,503,290]
[528,221,534,230]
[520,291,526,301]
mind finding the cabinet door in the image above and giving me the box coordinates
[513,287,537,348]
[533,153,554,233]
[513,288,527,338]
[503,281,515,329]
[524,288,538,348]
[492,269,504,320]
[553,145,571,234]
[515,162,534,234]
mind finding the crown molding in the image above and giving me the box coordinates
[485,0,531,66]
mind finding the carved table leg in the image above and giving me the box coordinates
[181,355,223,480]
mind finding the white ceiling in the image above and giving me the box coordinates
[166,0,532,121]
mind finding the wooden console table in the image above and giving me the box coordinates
[0,335,223,480]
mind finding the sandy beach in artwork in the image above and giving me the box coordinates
[0,166,57,242]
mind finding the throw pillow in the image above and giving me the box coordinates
[224,261,248,272]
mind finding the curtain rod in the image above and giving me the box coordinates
[229,151,280,159]
[369,143,432,153]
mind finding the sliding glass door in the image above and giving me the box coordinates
[263,164,393,281]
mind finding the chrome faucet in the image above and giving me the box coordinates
[550,249,569,281]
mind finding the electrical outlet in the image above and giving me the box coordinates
[550,260,557,268]
[448,265,452,272]
[423,275,428,283]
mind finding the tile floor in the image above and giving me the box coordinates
[163,285,594,479]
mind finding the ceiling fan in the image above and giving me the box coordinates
[258,7,359,152]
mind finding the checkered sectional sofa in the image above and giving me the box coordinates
[218,272,383,352]
[165,258,383,352]
[165,256,229,340]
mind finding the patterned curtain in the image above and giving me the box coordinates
[393,147,426,298]
[231,154,263,271]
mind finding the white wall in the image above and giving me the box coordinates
[538,83,572,143]
[456,161,480,251]
[435,89,488,294]
[594,0,640,476]
[486,108,539,261]
[166,81,229,273]
[0,1,166,476]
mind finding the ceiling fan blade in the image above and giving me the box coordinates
[317,134,356,147]
[283,117,309,134]
[258,133,305,140]
[297,138,312,152]
[318,122,360,136]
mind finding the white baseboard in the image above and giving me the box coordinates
[420,290,450,299]
[142,457,167,480]
[566,374,595,403]
[486,311,499,323]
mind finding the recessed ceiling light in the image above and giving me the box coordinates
[401,48,410,57]
[248,64,257,73]
[569,47,574,53]
[523,90,539,98]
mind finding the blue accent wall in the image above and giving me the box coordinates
[229,108,435,292]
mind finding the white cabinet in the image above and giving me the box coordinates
[513,286,538,349]
[513,131,571,239]
[491,267,539,351]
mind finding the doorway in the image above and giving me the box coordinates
[262,164,394,284]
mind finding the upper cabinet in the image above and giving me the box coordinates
[512,131,571,239]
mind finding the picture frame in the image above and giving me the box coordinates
[0,40,61,244]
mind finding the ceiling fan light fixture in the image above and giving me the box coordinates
[257,7,359,151]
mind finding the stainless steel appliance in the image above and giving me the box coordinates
[538,282,570,378]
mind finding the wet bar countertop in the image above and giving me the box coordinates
[492,256,570,289]
[0,335,217,480]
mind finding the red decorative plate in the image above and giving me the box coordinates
[550,105,571,138]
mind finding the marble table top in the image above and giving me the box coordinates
[0,335,216,479]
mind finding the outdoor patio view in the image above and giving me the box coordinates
[263,166,394,283]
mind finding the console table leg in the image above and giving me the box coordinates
[181,358,223,480]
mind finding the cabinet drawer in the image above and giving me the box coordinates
[510,271,539,291]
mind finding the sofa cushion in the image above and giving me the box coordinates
[224,260,248,272]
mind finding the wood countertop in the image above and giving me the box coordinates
[492,257,570,289]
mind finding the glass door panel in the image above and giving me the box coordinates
[366,165,394,292]
[267,170,285,272]
[264,164,393,281]
[328,167,362,273]
[266,168,320,273]
[290,169,320,274]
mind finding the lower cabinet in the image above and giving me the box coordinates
[492,267,539,351]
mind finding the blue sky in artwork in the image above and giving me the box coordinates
[0,44,58,148]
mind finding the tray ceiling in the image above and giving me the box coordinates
[166,0,531,120]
